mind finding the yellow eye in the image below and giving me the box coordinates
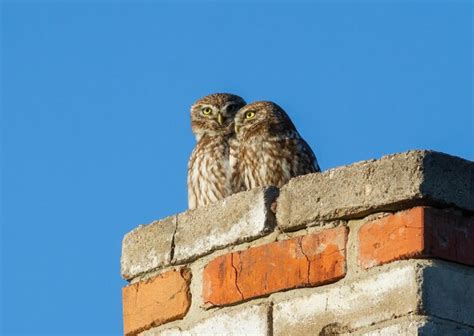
[202,107,212,115]
[245,111,256,119]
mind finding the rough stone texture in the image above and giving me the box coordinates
[203,226,347,306]
[141,304,270,336]
[121,216,176,280]
[351,316,474,335]
[273,261,474,336]
[273,264,421,336]
[421,151,474,213]
[277,150,474,231]
[422,261,474,326]
[359,207,474,268]
[173,187,278,263]
[122,269,191,336]
[416,319,474,336]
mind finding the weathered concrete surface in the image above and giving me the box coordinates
[352,316,474,335]
[142,304,270,336]
[416,319,474,336]
[173,187,278,263]
[273,264,421,336]
[422,261,474,326]
[121,216,176,280]
[277,150,474,231]
[273,261,474,336]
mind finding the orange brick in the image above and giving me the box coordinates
[425,208,474,265]
[122,269,191,336]
[358,207,474,269]
[203,227,347,306]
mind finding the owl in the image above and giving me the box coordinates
[187,93,246,209]
[232,101,320,191]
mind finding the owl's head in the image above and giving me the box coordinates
[234,101,297,139]
[190,93,246,140]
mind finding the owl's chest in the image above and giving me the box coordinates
[240,139,287,182]
[197,138,230,155]
[190,140,232,180]
[241,140,281,165]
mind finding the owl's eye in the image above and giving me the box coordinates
[245,111,256,119]
[227,104,237,112]
[202,107,212,115]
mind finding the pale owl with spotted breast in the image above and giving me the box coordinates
[187,93,246,209]
[232,101,320,191]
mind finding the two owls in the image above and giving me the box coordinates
[188,93,320,210]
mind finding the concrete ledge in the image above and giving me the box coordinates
[277,150,474,231]
[422,261,474,326]
[273,261,474,335]
[273,263,421,336]
[143,304,270,336]
[351,316,474,336]
[173,187,278,264]
[121,216,176,280]
[121,188,278,279]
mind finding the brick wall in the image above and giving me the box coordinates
[120,150,474,336]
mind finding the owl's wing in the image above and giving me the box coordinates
[291,136,320,175]
[276,128,319,174]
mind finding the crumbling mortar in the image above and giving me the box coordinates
[127,218,349,282]
[172,229,278,266]
[283,198,462,231]
[335,313,422,335]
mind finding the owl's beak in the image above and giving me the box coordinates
[217,112,223,126]
[235,124,240,134]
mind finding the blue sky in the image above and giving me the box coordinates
[1,1,472,334]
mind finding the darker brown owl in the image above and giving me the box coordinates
[232,101,320,191]
[187,93,246,209]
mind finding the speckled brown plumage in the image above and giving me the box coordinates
[232,101,320,191]
[187,93,246,209]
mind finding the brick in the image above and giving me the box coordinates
[142,304,270,336]
[121,216,176,280]
[173,187,278,263]
[358,207,474,269]
[273,264,420,336]
[203,226,347,306]
[277,150,474,231]
[424,208,474,265]
[122,269,191,336]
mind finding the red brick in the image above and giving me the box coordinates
[358,207,474,269]
[203,227,347,306]
[425,208,474,265]
[122,269,191,336]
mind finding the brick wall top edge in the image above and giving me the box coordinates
[277,150,473,231]
[121,150,473,279]
[121,187,278,280]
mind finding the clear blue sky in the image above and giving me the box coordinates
[1,1,472,334]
